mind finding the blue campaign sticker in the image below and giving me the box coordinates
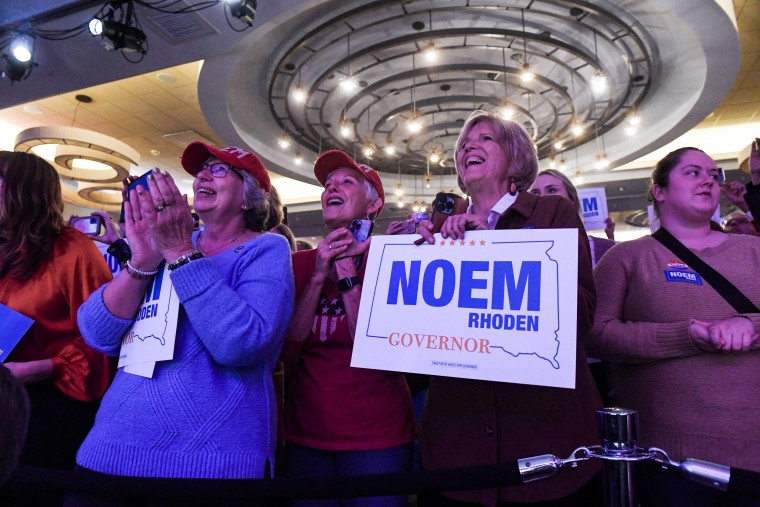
[663,270,702,285]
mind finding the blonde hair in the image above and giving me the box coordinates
[455,110,539,193]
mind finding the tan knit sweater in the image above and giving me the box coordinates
[588,233,760,472]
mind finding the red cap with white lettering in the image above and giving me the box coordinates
[181,141,271,193]
[313,150,385,214]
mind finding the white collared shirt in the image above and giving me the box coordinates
[467,191,519,230]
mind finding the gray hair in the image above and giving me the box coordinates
[239,170,270,232]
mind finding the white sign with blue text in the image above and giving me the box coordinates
[118,263,179,378]
[351,229,579,388]
[577,187,609,232]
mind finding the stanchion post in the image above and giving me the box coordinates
[597,407,639,507]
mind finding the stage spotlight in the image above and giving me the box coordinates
[3,33,36,81]
[2,56,35,82]
[89,2,146,54]
[227,0,257,26]
[10,33,34,63]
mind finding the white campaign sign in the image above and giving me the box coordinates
[118,263,179,378]
[351,229,579,388]
[577,187,609,232]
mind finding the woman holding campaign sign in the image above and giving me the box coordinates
[74,142,294,490]
[588,147,760,507]
[415,111,602,506]
[281,150,415,507]
[0,152,112,503]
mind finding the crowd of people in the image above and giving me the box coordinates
[0,123,758,507]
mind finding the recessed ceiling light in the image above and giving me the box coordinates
[23,105,43,115]
[156,72,177,84]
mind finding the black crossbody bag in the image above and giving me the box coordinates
[652,228,759,313]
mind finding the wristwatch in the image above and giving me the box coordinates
[107,238,132,266]
[336,276,361,292]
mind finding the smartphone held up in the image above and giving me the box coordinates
[71,215,104,235]
[349,219,374,243]
[119,170,153,222]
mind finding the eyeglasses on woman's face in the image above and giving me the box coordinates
[196,162,241,179]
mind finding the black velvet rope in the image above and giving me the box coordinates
[728,467,760,499]
[9,460,523,501]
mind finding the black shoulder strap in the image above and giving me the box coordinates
[652,228,759,314]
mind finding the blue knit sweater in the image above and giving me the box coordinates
[76,232,294,478]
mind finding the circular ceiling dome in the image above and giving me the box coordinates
[200,0,739,189]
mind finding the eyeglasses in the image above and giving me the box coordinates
[196,162,241,178]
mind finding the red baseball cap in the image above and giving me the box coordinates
[313,150,385,213]
[181,141,271,193]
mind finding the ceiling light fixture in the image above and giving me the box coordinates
[423,43,438,63]
[278,134,291,149]
[339,119,353,139]
[519,9,534,83]
[15,125,140,211]
[407,52,422,133]
[339,32,358,93]
[395,160,404,197]
[625,111,642,135]
[499,47,516,119]
[291,66,306,103]
[571,119,585,137]
[291,86,306,103]
[384,145,396,156]
[422,10,438,63]
[590,31,608,96]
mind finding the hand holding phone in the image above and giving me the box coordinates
[349,219,373,242]
[71,215,104,235]
[430,192,468,232]
[120,170,153,222]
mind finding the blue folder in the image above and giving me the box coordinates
[0,303,34,363]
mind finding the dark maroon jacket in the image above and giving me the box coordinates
[419,191,602,505]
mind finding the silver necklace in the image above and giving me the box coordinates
[198,230,246,255]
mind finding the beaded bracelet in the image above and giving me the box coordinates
[167,250,204,271]
[125,259,159,280]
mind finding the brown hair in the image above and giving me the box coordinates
[535,169,581,213]
[648,147,706,216]
[455,110,539,192]
[0,152,65,280]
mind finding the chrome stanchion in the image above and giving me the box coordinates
[597,407,639,507]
